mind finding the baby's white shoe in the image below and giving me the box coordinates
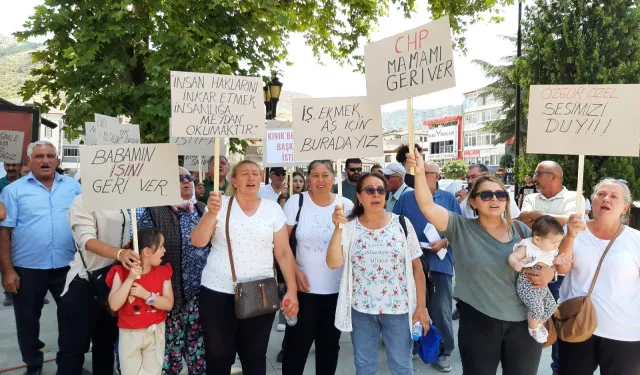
[528,324,548,344]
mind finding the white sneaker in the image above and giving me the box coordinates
[277,324,286,332]
[528,324,548,344]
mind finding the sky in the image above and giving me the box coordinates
[1,0,518,112]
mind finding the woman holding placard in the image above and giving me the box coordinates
[555,179,640,375]
[326,172,429,375]
[281,160,354,375]
[406,150,555,375]
[191,160,299,375]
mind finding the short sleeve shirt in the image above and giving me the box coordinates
[441,212,531,321]
[200,196,286,294]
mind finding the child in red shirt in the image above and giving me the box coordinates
[107,228,174,375]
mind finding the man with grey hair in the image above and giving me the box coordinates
[0,140,81,374]
[518,160,584,375]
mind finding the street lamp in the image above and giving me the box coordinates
[263,77,284,183]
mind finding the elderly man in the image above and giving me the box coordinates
[197,155,230,203]
[458,164,521,219]
[393,161,460,373]
[259,166,286,201]
[518,160,582,375]
[0,141,81,375]
[134,167,211,375]
[381,162,412,212]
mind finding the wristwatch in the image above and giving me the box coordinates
[145,292,158,306]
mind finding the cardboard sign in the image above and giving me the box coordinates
[266,120,292,129]
[292,96,383,160]
[94,114,119,128]
[80,143,181,212]
[84,122,97,145]
[183,155,210,172]
[364,17,456,105]
[527,84,640,156]
[264,129,308,167]
[0,130,25,164]
[170,136,217,156]
[95,123,140,145]
[170,71,264,138]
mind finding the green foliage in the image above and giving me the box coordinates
[441,159,468,179]
[499,153,514,168]
[15,0,514,146]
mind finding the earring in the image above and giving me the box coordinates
[359,202,362,207]
[473,208,478,216]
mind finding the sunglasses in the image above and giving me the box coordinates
[179,175,194,183]
[271,171,286,177]
[477,190,509,201]
[348,168,363,172]
[361,186,387,196]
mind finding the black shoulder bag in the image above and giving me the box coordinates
[77,209,126,308]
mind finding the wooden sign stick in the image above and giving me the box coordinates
[575,155,585,215]
[337,159,344,229]
[198,155,203,184]
[407,98,415,175]
[288,167,293,196]
[213,138,221,192]
[129,208,140,302]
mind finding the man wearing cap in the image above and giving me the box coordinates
[381,163,412,212]
[259,167,285,201]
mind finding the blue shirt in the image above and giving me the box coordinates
[1,172,81,269]
[134,207,211,296]
[393,189,461,276]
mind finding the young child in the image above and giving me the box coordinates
[107,228,174,375]
[508,215,568,343]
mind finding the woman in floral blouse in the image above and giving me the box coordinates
[326,172,430,375]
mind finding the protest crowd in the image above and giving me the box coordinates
[0,137,638,375]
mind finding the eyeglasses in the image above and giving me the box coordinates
[271,171,286,177]
[477,190,509,201]
[348,168,363,173]
[179,175,194,183]
[535,171,554,177]
[466,174,482,180]
[425,171,439,176]
[361,186,387,196]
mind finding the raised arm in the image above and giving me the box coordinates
[404,150,450,232]
[556,214,585,274]
[326,205,347,269]
[192,192,221,248]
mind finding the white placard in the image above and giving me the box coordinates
[266,120,292,129]
[84,122,98,145]
[170,136,218,156]
[183,155,210,173]
[292,96,383,160]
[80,143,181,212]
[170,71,264,138]
[264,129,308,167]
[364,17,456,105]
[527,84,640,156]
[0,130,25,164]
[95,123,140,145]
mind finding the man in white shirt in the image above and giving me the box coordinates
[259,167,285,201]
[381,163,413,212]
[518,160,582,375]
[458,164,521,219]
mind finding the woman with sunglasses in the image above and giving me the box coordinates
[326,172,429,375]
[406,151,555,375]
[281,160,354,375]
[133,167,211,375]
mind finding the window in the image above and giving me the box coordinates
[385,155,391,162]
[430,140,454,155]
[45,127,52,138]
[63,147,79,157]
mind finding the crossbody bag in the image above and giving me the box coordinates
[225,196,280,319]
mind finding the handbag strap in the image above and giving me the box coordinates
[225,196,238,283]
[587,225,624,296]
[513,220,526,239]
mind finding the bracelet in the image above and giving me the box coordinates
[116,249,125,261]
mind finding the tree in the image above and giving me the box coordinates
[442,159,468,179]
[499,153,514,168]
[15,0,515,146]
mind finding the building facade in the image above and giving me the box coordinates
[423,115,463,167]
[461,90,508,172]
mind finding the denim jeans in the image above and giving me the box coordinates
[429,271,454,356]
[351,309,413,375]
[548,275,565,372]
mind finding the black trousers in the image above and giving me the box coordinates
[12,266,68,370]
[282,292,341,375]
[559,335,640,375]
[199,286,275,375]
[457,301,542,375]
[56,276,118,375]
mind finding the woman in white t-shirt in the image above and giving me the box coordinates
[280,160,354,375]
[556,178,640,375]
[191,160,299,375]
[326,172,429,375]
